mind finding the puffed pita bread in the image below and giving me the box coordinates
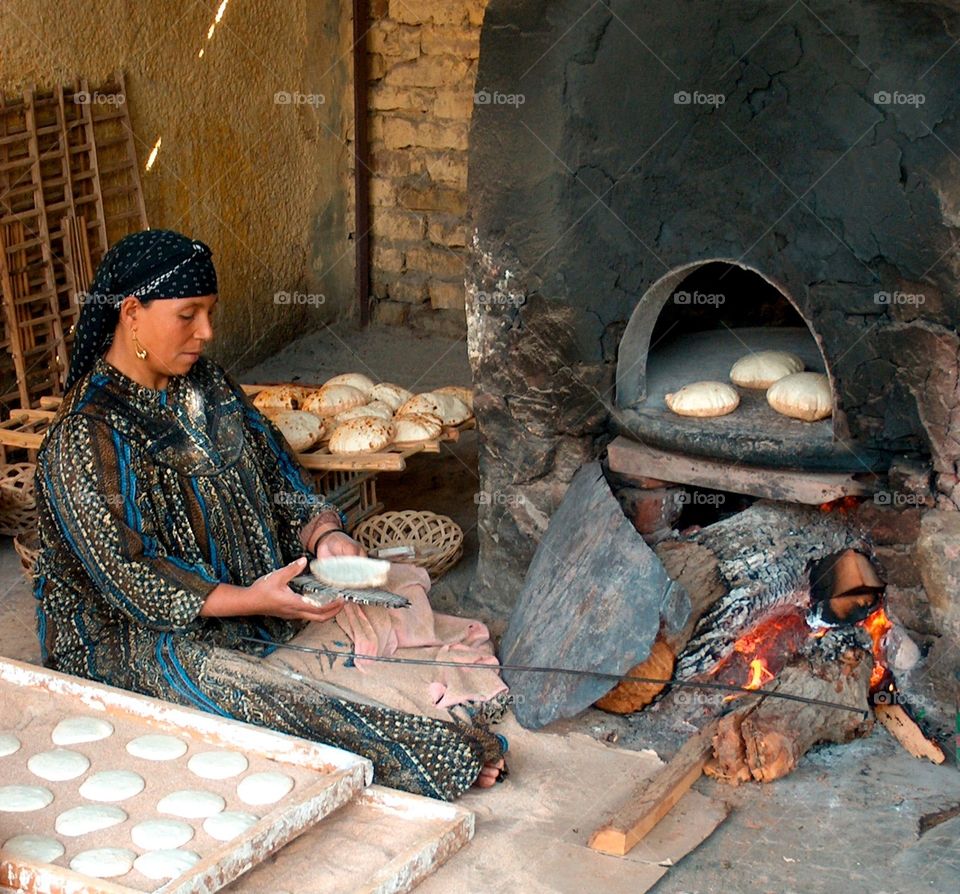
[253,385,313,412]
[328,417,395,454]
[334,400,394,424]
[368,382,412,411]
[767,372,832,421]
[392,413,443,443]
[434,385,474,410]
[397,392,471,425]
[323,372,376,396]
[271,410,324,452]
[302,384,368,416]
[665,381,740,418]
[730,350,804,389]
[310,555,390,588]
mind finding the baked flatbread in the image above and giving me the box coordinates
[730,350,803,389]
[392,413,443,443]
[767,372,832,421]
[302,384,368,416]
[397,392,471,425]
[253,384,313,412]
[368,382,412,411]
[334,400,394,424]
[271,410,324,452]
[434,385,474,410]
[323,372,376,395]
[328,417,394,454]
[665,381,740,418]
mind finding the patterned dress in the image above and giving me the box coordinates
[33,356,500,800]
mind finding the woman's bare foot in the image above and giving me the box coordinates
[473,758,506,789]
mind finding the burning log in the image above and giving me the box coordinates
[594,637,676,714]
[653,501,867,679]
[704,628,874,785]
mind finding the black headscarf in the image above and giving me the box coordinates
[66,229,218,391]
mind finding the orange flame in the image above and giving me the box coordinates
[744,658,774,690]
[860,607,892,689]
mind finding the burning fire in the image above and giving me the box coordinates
[744,658,774,690]
[859,607,892,689]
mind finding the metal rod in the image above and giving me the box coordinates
[239,637,869,718]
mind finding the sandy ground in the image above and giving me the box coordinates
[4,322,959,894]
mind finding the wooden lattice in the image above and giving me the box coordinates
[352,510,464,579]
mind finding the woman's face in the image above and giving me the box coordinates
[136,294,217,377]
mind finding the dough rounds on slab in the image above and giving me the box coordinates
[0,785,54,812]
[665,381,741,418]
[302,384,368,416]
[434,385,474,410]
[203,811,259,842]
[392,413,443,443]
[51,716,113,746]
[56,805,127,836]
[236,771,295,806]
[0,733,20,757]
[729,350,804,389]
[187,750,248,780]
[130,819,195,850]
[323,372,376,396]
[2,833,65,863]
[253,385,313,412]
[157,789,225,819]
[134,849,201,880]
[79,770,145,802]
[368,382,412,411]
[126,734,188,761]
[270,410,325,453]
[328,417,394,454]
[397,392,470,425]
[27,748,90,782]
[310,556,390,589]
[767,372,833,421]
[70,847,136,879]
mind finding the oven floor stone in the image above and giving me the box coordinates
[4,323,955,894]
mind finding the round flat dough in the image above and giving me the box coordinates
[126,734,188,761]
[665,381,740,418]
[187,750,248,780]
[203,811,259,842]
[56,805,127,836]
[729,350,804,389]
[27,748,90,782]
[157,789,225,819]
[309,556,390,589]
[134,849,200,880]
[2,834,65,863]
[130,819,195,851]
[0,785,54,812]
[79,770,144,802]
[51,716,113,746]
[767,372,833,421]
[70,847,136,878]
[236,772,294,806]
[0,733,21,757]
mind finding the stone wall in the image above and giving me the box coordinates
[347,0,487,334]
[0,0,353,373]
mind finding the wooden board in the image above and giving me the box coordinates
[607,435,879,505]
[0,657,372,894]
[499,462,690,729]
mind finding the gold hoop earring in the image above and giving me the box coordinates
[132,331,148,360]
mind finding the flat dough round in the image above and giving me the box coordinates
[126,734,188,761]
[27,748,90,782]
[70,847,136,878]
[767,372,833,421]
[51,716,113,746]
[133,849,200,880]
[79,770,145,802]
[0,733,21,757]
[56,805,127,836]
[729,350,804,389]
[130,819,194,850]
[309,556,390,589]
[202,811,259,842]
[0,785,54,812]
[157,789,225,819]
[665,381,740,418]
[187,750,248,780]
[2,833,65,863]
[236,772,295,806]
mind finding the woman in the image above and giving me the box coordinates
[34,229,504,799]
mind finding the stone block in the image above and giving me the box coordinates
[428,278,466,310]
[386,272,429,303]
[389,0,468,26]
[915,510,960,643]
[423,151,468,187]
[369,176,396,206]
[421,24,481,59]
[398,182,467,214]
[371,298,409,326]
[885,585,939,636]
[366,21,420,60]
[371,148,424,179]
[383,55,474,89]
[873,544,922,588]
[888,457,934,502]
[374,208,426,241]
[405,245,466,278]
[382,117,468,151]
[372,245,404,274]
[426,214,467,247]
[856,502,922,545]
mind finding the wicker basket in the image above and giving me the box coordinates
[0,462,37,537]
[352,510,464,579]
[14,528,39,581]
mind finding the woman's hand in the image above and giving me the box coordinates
[246,556,346,622]
[314,530,366,559]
